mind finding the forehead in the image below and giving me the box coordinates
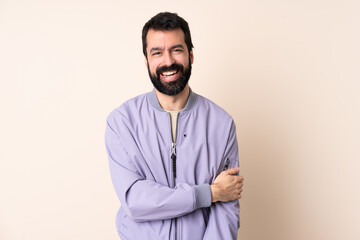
[146,28,186,50]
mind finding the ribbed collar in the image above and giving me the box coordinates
[148,88,198,112]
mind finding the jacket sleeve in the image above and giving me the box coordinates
[203,120,240,240]
[105,113,211,223]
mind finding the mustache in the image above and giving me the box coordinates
[156,64,184,76]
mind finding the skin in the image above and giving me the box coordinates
[210,168,244,202]
[145,28,193,111]
[145,29,244,202]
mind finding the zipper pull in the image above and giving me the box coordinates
[171,143,176,178]
[224,158,230,170]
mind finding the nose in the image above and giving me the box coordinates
[162,51,175,66]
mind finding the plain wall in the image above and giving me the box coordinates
[1,0,359,239]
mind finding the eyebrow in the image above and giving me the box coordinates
[170,44,185,50]
[150,44,185,54]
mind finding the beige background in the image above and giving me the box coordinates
[1,0,359,239]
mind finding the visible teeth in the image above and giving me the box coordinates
[162,70,177,76]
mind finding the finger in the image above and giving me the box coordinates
[237,176,244,183]
[233,192,240,200]
[224,167,240,175]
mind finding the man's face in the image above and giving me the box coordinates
[145,28,194,96]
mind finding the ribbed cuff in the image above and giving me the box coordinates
[194,184,211,209]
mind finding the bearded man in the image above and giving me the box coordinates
[105,12,244,240]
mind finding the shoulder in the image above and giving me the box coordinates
[106,92,149,126]
[195,93,234,123]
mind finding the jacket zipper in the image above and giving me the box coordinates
[171,143,176,178]
[169,112,180,240]
[171,142,177,240]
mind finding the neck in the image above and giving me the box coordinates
[155,85,190,111]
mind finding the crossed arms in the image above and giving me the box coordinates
[105,115,243,239]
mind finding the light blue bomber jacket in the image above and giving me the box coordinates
[105,88,240,240]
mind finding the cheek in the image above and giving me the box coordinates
[177,55,189,66]
[147,63,156,74]
[151,64,159,74]
[148,60,160,73]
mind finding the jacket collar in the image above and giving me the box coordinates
[149,87,197,112]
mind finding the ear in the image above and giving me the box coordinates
[190,50,194,64]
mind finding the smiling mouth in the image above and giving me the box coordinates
[160,70,179,77]
[159,69,181,82]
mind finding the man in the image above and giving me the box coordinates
[105,12,244,240]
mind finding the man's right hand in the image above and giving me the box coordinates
[210,168,244,203]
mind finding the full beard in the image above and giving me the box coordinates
[147,59,192,96]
